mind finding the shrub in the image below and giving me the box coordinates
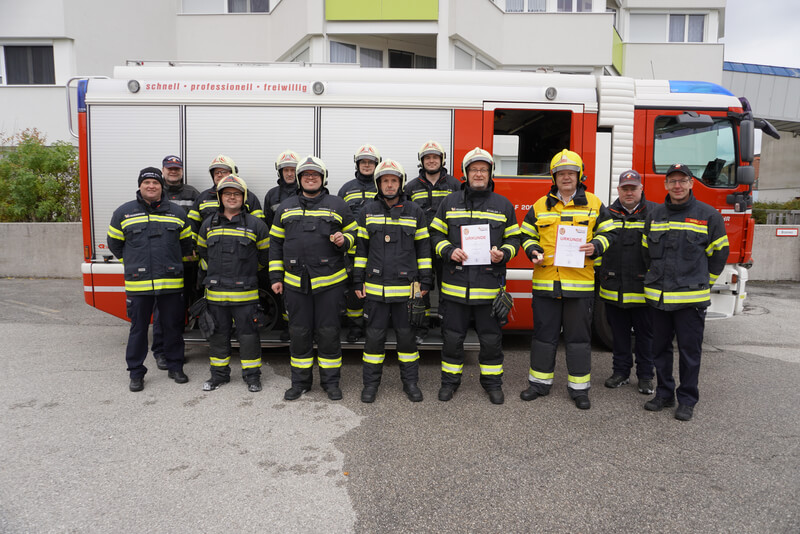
[0,129,80,222]
[752,199,800,224]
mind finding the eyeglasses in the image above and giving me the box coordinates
[469,168,491,175]
[221,191,243,198]
[666,178,691,186]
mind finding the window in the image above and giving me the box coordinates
[631,13,705,43]
[528,0,546,12]
[629,14,665,42]
[669,14,705,42]
[3,46,55,85]
[492,109,572,178]
[668,15,685,42]
[558,0,591,12]
[389,50,413,68]
[688,15,705,42]
[415,55,436,69]
[330,41,357,64]
[360,47,383,68]
[506,0,523,12]
[653,116,736,187]
[227,0,269,12]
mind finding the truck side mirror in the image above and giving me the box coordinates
[737,165,755,186]
[740,119,754,163]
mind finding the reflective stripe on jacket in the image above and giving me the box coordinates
[430,183,520,305]
[264,178,297,230]
[521,184,616,298]
[107,192,193,295]
[337,172,377,222]
[642,192,729,310]
[197,210,270,305]
[352,195,433,302]
[403,169,461,226]
[188,186,264,237]
[596,197,656,307]
[268,190,357,294]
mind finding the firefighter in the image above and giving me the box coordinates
[520,149,616,410]
[264,150,300,228]
[430,147,521,405]
[188,154,265,237]
[107,167,194,392]
[270,156,357,401]
[352,159,433,403]
[597,169,656,394]
[642,163,729,421]
[337,144,381,342]
[162,155,199,212]
[263,150,301,341]
[403,140,462,342]
[151,155,200,371]
[196,175,270,392]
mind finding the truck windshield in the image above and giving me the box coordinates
[653,116,737,187]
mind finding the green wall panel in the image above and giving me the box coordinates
[326,0,437,21]
[612,27,624,74]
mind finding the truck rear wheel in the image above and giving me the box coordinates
[592,295,613,349]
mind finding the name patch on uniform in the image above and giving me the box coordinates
[685,217,707,226]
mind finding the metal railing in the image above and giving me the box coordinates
[765,210,800,224]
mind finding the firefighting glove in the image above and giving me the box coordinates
[189,297,216,339]
[408,297,427,328]
[490,287,513,327]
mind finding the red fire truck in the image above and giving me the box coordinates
[70,64,767,345]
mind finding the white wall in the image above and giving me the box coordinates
[623,42,724,83]
[449,1,614,69]
[0,0,66,36]
[756,134,800,201]
[63,0,177,76]
[0,86,72,142]
[175,0,322,62]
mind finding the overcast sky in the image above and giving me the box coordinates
[722,0,800,67]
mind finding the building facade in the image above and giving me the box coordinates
[1,0,727,143]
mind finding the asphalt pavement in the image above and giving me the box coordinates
[0,278,797,533]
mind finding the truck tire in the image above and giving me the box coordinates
[257,288,280,334]
[592,294,613,349]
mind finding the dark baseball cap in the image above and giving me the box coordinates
[162,155,183,168]
[666,163,693,178]
[618,169,641,186]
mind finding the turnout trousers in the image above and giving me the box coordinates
[440,300,504,391]
[650,306,706,407]
[152,260,198,358]
[284,286,345,389]
[125,292,185,379]
[362,299,420,388]
[529,295,592,398]
[207,302,262,381]
[605,303,655,380]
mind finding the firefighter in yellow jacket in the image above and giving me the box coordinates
[520,150,616,410]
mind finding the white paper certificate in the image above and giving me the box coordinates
[554,225,588,268]
[460,224,491,265]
